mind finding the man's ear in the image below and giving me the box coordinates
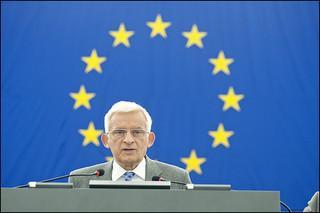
[147,132,156,148]
[101,133,110,149]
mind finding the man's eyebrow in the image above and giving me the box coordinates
[112,127,144,130]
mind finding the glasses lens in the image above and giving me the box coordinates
[131,129,146,138]
[112,130,126,139]
[110,129,148,139]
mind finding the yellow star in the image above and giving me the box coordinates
[146,14,171,38]
[181,150,206,174]
[219,87,245,111]
[69,85,95,110]
[208,123,234,148]
[109,23,134,47]
[209,51,234,75]
[105,156,113,162]
[81,49,106,73]
[182,24,207,48]
[79,122,103,146]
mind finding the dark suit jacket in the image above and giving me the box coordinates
[69,156,192,189]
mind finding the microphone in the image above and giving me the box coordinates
[16,169,105,188]
[152,176,187,186]
[94,169,105,177]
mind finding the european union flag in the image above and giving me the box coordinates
[1,2,318,211]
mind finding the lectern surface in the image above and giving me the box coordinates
[1,188,280,212]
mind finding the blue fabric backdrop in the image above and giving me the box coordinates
[1,1,319,211]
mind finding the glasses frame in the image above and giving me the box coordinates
[107,128,150,140]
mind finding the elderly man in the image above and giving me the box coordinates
[69,101,191,188]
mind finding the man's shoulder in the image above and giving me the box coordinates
[69,162,112,188]
[70,162,110,175]
[152,159,187,174]
[147,157,192,185]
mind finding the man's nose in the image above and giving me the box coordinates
[123,131,134,143]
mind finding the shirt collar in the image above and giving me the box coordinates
[112,158,146,181]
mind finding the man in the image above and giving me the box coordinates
[69,101,191,189]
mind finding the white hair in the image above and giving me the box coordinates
[104,101,152,132]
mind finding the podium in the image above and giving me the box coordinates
[1,188,280,212]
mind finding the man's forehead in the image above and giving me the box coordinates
[109,110,147,127]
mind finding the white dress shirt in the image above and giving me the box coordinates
[112,158,146,181]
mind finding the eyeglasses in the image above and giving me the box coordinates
[108,129,149,140]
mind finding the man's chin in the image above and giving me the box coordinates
[119,155,138,162]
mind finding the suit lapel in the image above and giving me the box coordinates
[145,156,162,181]
[104,161,113,180]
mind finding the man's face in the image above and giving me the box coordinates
[102,110,155,170]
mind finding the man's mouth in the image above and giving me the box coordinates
[122,148,135,151]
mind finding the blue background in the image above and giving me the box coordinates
[1,2,318,211]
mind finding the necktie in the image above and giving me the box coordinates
[123,172,135,181]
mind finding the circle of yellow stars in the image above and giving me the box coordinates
[68,13,245,176]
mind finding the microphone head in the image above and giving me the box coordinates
[95,169,105,177]
[152,176,164,181]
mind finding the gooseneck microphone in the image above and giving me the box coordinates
[16,169,105,188]
[152,176,187,186]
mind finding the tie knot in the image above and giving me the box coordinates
[123,171,135,181]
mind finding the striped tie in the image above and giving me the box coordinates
[123,172,135,181]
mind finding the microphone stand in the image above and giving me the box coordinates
[16,173,96,188]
